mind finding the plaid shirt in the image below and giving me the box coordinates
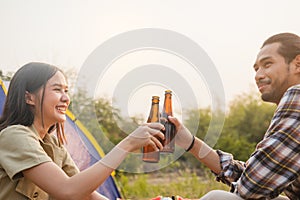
[214,85,300,199]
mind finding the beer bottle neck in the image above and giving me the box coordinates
[162,93,173,116]
[148,99,160,123]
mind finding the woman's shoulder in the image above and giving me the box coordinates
[0,124,37,139]
[1,124,31,132]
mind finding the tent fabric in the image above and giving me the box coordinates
[0,79,121,200]
[0,80,7,115]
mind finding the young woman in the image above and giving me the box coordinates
[0,62,164,200]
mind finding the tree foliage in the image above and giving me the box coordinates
[215,91,276,161]
[67,78,276,169]
[0,70,12,81]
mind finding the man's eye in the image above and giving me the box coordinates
[264,62,272,67]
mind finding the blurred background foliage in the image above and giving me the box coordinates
[67,79,276,198]
[68,82,276,165]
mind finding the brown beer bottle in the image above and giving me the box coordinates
[142,96,161,162]
[161,90,176,153]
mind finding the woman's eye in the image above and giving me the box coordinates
[54,88,62,91]
[54,88,69,94]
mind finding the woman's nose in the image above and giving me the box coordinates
[61,93,70,104]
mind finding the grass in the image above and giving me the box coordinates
[115,171,229,200]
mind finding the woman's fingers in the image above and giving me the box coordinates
[142,122,165,131]
[148,125,164,139]
[125,122,167,152]
[139,123,165,150]
[151,135,164,150]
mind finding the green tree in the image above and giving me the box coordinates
[68,85,139,152]
[184,107,211,140]
[0,70,12,81]
[216,90,276,161]
[94,98,129,145]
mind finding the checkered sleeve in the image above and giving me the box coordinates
[214,150,246,186]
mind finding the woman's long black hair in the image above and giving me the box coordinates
[0,62,67,144]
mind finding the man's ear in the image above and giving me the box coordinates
[25,91,35,105]
[294,54,300,73]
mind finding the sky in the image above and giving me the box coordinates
[1,0,300,119]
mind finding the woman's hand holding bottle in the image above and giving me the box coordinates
[119,122,165,153]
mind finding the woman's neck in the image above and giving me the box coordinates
[33,120,51,139]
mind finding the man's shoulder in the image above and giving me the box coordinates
[284,84,300,97]
[288,84,300,90]
[278,84,300,107]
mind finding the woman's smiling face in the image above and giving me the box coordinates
[33,71,70,128]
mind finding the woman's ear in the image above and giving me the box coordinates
[25,91,35,105]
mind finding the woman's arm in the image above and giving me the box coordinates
[23,122,164,200]
[90,191,109,200]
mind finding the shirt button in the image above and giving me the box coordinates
[33,191,39,198]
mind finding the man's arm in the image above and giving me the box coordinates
[188,137,221,174]
[169,116,245,186]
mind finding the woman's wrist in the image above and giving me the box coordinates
[117,138,133,152]
[99,145,129,169]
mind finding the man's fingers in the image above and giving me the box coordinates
[168,116,182,131]
[167,116,178,125]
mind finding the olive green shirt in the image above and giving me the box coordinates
[0,125,79,200]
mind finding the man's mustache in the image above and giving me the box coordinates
[257,79,271,85]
